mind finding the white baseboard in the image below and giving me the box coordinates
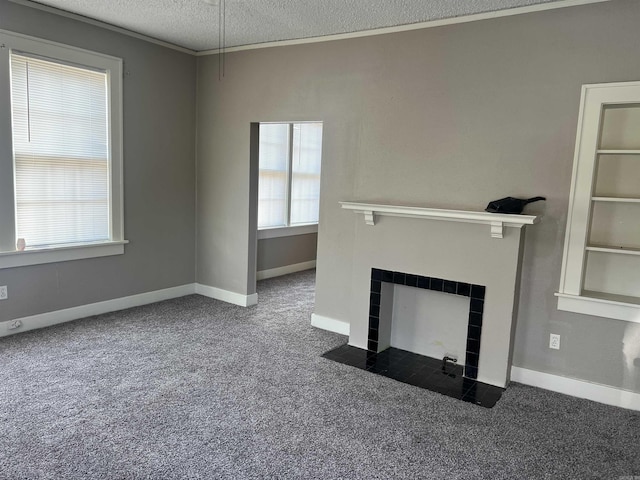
[311,313,350,336]
[0,283,197,338]
[195,283,258,307]
[257,260,316,281]
[0,282,259,338]
[511,366,640,411]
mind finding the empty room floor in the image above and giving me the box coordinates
[1,270,638,479]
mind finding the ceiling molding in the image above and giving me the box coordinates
[195,0,612,56]
[8,0,197,55]
[10,0,612,57]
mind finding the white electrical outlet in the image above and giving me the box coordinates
[9,320,21,330]
[0,286,7,300]
[549,333,561,350]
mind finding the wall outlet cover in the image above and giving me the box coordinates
[0,286,7,300]
[549,333,561,350]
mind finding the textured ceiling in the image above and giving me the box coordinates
[25,0,569,52]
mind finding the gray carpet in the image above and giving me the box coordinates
[1,270,638,479]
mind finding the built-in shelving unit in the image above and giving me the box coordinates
[557,81,640,322]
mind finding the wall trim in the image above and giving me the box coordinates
[8,0,196,54]
[257,260,316,281]
[195,283,258,307]
[511,366,640,411]
[311,313,350,336]
[10,0,610,57]
[0,283,197,337]
[0,282,262,338]
[195,0,611,56]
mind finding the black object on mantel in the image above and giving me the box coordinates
[485,196,546,214]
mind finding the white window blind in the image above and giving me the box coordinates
[291,123,322,225]
[258,123,289,228]
[10,53,109,249]
[258,122,322,229]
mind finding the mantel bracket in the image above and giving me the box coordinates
[363,210,375,225]
[490,221,504,239]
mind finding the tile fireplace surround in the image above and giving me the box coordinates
[340,202,539,388]
[367,268,485,379]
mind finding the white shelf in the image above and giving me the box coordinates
[591,196,640,203]
[586,245,640,256]
[556,292,640,323]
[582,290,640,306]
[597,149,640,155]
[340,201,540,239]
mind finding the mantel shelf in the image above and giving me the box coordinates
[340,201,540,239]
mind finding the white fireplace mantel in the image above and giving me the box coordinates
[340,201,540,239]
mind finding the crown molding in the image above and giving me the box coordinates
[195,0,612,56]
[9,0,612,57]
[8,0,197,55]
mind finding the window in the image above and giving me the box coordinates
[0,31,124,269]
[258,122,322,236]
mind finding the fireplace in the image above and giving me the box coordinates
[367,268,485,379]
[334,202,539,388]
[320,202,539,405]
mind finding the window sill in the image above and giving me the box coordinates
[0,240,129,269]
[258,224,318,240]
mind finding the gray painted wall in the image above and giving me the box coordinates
[257,234,317,272]
[0,0,197,321]
[196,0,640,391]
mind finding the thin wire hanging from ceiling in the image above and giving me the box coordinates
[202,0,225,79]
[219,0,226,79]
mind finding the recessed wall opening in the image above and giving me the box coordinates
[248,122,323,298]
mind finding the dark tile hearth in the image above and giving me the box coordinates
[323,344,504,408]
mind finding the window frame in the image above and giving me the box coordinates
[0,30,126,269]
[257,121,322,239]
